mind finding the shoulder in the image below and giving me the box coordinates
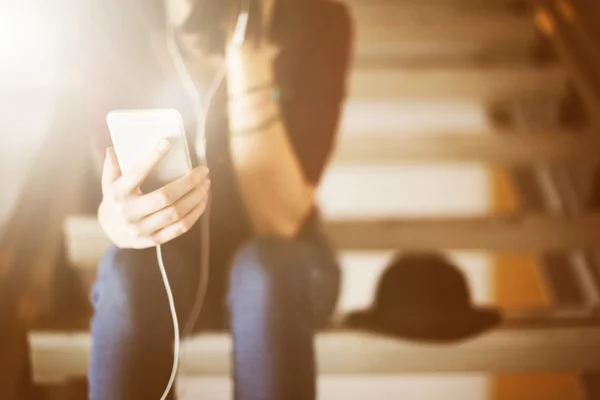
[311,1,353,53]
[298,1,353,69]
[297,1,353,93]
[313,0,352,30]
[273,0,353,47]
[306,0,352,25]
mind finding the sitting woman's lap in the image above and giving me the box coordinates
[89,226,340,400]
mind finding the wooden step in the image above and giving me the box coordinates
[333,131,600,165]
[29,319,600,384]
[349,66,566,101]
[345,0,529,13]
[0,328,31,400]
[535,5,600,127]
[351,1,528,19]
[328,214,600,251]
[351,4,536,62]
[64,213,600,272]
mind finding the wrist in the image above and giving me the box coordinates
[229,99,280,135]
[226,46,276,95]
[227,74,274,99]
[228,84,280,113]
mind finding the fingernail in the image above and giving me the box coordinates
[157,139,170,151]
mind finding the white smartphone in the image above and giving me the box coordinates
[106,109,193,192]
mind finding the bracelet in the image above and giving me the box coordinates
[245,82,273,96]
[230,112,281,137]
[228,82,271,98]
[228,87,282,116]
[229,84,281,103]
[228,90,273,113]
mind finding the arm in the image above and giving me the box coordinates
[226,2,352,237]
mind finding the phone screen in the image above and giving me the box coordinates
[107,109,193,193]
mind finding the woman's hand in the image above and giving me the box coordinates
[225,0,278,104]
[224,0,316,238]
[98,142,210,249]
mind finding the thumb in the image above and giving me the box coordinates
[101,147,122,192]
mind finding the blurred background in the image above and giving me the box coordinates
[2,0,600,399]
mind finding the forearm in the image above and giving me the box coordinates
[227,85,315,237]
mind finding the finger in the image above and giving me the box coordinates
[133,180,210,236]
[148,198,207,245]
[122,166,209,222]
[101,147,122,193]
[114,139,171,195]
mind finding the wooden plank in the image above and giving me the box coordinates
[350,1,529,19]
[0,328,30,400]
[345,0,529,12]
[333,132,600,165]
[328,214,600,251]
[63,213,600,271]
[349,66,567,101]
[351,6,536,60]
[29,322,600,383]
[354,17,533,48]
[64,217,108,271]
[536,5,600,127]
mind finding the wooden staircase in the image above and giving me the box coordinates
[6,0,600,398]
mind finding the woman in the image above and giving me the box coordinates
[84,0,352,399]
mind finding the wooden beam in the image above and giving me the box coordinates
[0,327,30,400]
[328,214,600,251]
[345,0,529,12]
[29,322,600,383]
[333,132,600,165]
[64,217,108,271]
[64,213,600,271]
[351,7,536,60]
[349,66,567,101]
[350,1,529,19]
[536,5,600,128]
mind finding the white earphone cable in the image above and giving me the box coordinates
[155,244,180,400]
[156,2,250,399]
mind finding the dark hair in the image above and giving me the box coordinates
[179,0,237,54]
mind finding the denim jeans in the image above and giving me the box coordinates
[88,226,340,400]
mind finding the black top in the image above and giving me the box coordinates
[83,0,352,265]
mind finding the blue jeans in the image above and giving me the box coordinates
[88,227,340,400]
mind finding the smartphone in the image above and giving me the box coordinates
[106,109,193,192]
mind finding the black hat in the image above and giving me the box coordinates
[344,252,502,342]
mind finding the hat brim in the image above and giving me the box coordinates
[344,307,502,343]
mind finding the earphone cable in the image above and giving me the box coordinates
[157,2,250,397]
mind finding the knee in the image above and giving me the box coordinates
[91,246,156,313]
[227,237,312,312]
